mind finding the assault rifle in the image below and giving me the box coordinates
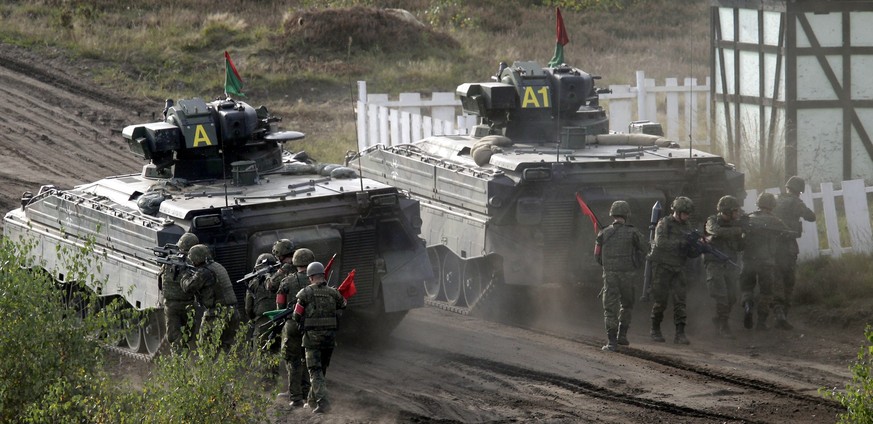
[152,244,194,270]
[640,201,662,302]
[236,262,281,285]
[684,229,740,268]
[258,307,296,350]
[738,214,799,238]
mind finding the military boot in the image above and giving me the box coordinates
[743,301,754,329]
[756,312,769,331]
[602,330,618,352]
[617,324,630,346]
[650,321,666,342]
[674,324,690,345]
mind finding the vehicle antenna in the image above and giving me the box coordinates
[222,97,230,207]
[346,36,365,192]
[689,44,693,158]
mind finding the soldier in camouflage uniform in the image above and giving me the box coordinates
[293,261,347,414]
[739,192,794,331]
[276,248,315,407]
[704,195,744,339]
[181,244,240,349]
[160,232,199,352]
[244,252,279,349]
[772,176,816,325]
[647,196,697,345]
[595,200,650,351]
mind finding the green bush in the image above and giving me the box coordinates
[822,325,873,423]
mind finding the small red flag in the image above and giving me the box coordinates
[555,7,569,46]
[575,192,601,233]
[323,253,337,278]
[338,269,357,300]
[224,51,245,97]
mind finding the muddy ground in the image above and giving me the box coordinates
[1,42,866,423]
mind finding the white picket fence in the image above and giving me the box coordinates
[744,179,873,260]
[355,71,711,151]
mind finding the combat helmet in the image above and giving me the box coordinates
[272,239,295,259]
[717,195,740,214]
[306,261,325,277]
[609,200,631,218]
[255,253,277,270]
[756,192,777,210]
[786,176,805,193]
[188,244,211,265]
[292,248,315,267]
[177,233,199,253]
[671,196,694,214]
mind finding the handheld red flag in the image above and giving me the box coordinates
[575,192,601,233]
[338,269,357,300]
[323,253,337,278]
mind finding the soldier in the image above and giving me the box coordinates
[276,248,315,407]
[181,244,240,349]
[160,232,199,352]
[265,239,296,295]
[704,195,744,339]
[595,200,650,351]
[772,176,816,326]
[292,261,347,414]
[739,192,794,331]
[244,252,279,348]
[647,196,697,345]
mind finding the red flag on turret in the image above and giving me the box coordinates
[224,51,245,98]
[338,269,357,300]
[575,192,601,233]
[548,8,570,68]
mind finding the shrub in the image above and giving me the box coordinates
[821,325,873,423]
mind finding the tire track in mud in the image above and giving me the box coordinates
[410,345,758,423]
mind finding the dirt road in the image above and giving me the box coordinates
[1,42,861,423]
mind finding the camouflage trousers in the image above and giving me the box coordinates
[740,261,785,318]
[281,321,309,402]
[705,261,739,321]
[163,299,195,349]
[200,305,240,350]
[305,346,335,407]
[601,271,637,333]
[649,263,687,326]
[775,253,798,316]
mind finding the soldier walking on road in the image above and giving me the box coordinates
[276,248,315,407]
[181,244,240,349]
[595,201,650,351]
[647,196,697,345]
[160,232,199,352]
[293,261,347,414]
[773,176,816,324]
[704,196,744,339]
[739,193,794,331]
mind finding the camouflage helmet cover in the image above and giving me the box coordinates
[256,253,277,269]
[306,261,325,277]
[786,176,805,193]
[756,192,777,210]
[272,239,295,258]
[188,244,210,265]
[609,200,631,218]
[671,196,694,214]
[292,248,315,267]
[176,233,199,253]
[717,195,740,214]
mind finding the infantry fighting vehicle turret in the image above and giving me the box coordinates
[352,61,744,312]
[4,97,431,357]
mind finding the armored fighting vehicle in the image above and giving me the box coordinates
[4,97,431,357]
[352,61,744,312]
